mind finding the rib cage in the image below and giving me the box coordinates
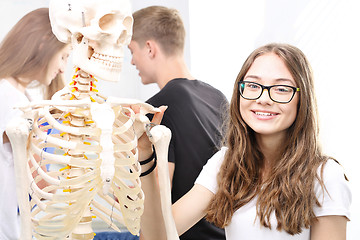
[21,68,156,239]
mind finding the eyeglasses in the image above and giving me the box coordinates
[238,81,300,103]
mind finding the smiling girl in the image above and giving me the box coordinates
[139,43,351,240]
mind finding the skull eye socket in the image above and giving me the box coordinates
[99,14,117,31]
[75,33,84,44]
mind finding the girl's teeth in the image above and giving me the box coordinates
[255,112,275,116]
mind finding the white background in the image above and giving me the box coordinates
[1,0,359,238]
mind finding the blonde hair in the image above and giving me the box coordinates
[132,6,185,56]
[207,43,328,235]
[0,8,67,99]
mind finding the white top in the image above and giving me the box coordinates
[195,147,352,240]
[0,79,30,240]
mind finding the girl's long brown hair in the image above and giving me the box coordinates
[206,43,327,235]
[0,8,67,99]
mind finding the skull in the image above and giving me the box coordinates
[49,0,133,82]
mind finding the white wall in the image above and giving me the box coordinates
[189,1,360,239]
[0,1,48,38]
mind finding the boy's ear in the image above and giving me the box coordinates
[145,40,157,59]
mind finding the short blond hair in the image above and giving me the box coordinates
[132,6,185,56]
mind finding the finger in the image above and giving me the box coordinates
[130,104,141,114]
[151,106,167,125]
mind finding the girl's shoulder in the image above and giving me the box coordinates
[195,147,228,194]
[0,79,26,98]
[318,159,348,183]
[0,79,29,127]
[314,159,352,220]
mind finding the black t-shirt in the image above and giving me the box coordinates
[147,78,228,240]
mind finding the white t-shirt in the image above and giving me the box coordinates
[195,147,352,240]
[0,79,30,240]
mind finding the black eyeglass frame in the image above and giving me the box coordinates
[238,81,300,104]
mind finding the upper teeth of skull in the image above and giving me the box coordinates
[91,52,122,69]
[92,52,121,63]
[255,112,275,116]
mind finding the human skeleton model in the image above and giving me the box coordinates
[5,0,178,239]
